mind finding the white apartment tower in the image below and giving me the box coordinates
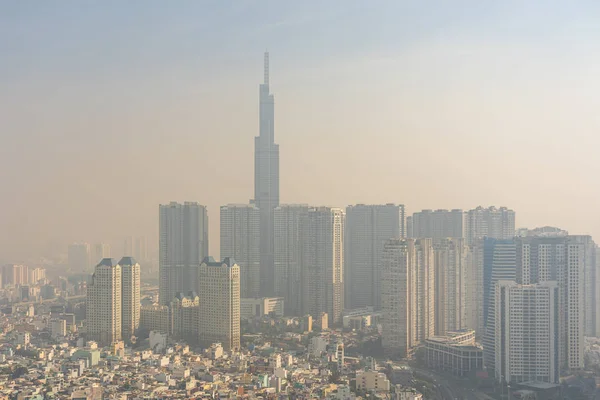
[119,257,140,341]
[495,281,560,384]
[382,239,435,358]
[434,238,470,335]
[273,204,310,315]
[302,207,345,326]
[198,257,241,351]
[158,202,209,305]
[87,258,122,345]
[345,204,404,310]
[220,204,261,299]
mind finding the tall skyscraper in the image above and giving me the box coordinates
[87,258,122,345]
[93,243,111,266]
[409,209,464,239]
[345,204,404,310]
[570,235,597,337]
[465,206,515,245]
[198,257,240,351]
[220,204,261,298]
[381,238,435,359]
[301,207,345,326]
[254,52,279,297]
[515,235,588,370]
[434,238,469,335]
[273,204,310,315]
[120,257,140,341]
[158,202,209,305]
[495,281,560,384]
[68,243,91,274]
[481,238,517,370]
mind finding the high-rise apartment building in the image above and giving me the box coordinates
[68,243,91,274]
[273,204,310,315]
[570,236,597,337]
[87,258,122,345]
[119,257,140,341]
[254,52,279,297]
[434,238,469,335]
[495,281,560,384]
[28,267,46,284]
[198,257,240,351]
[301,207,345,326]
[220,204,261,298]
[345,204,404,310]
[92,243,111,266]
[465,206,515,245]
[381,239,435,359]
[481,238,517,370]
[1,264,29,287]
[171,291,200,344]
[409,209,464,239]
[514,235,588,370]
[158,202,209,305]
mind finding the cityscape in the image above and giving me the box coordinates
[3,3,600,400]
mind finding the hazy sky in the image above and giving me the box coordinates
[2,1,600,261]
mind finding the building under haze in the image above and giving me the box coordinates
[344,204,405,310]
[301,207,345,326]
[158,202,209,306]
[120,257,140,341]
[220,204,261,299]
[381,239,435,358]
[1,264,29,287]
[124,236,148,262]
[464,206,515,245]
[514,235,588,371]
[434,238,469,335]
[198,257,240,351]
[481,238,517,370]
[495,280,560,384]
[408,209,463,240]
[68,243,91,274]
[87,258,122,346]
[92,243,111,266]
[273,204,310,315]
[254,52,279,298]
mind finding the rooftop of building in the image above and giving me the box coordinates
[201,257,236,268]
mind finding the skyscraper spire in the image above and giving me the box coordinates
[264,51,269,86]
[255,52,278,297]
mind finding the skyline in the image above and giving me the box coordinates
[3,1,600,261]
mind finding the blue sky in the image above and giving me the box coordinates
[2,1,600,260]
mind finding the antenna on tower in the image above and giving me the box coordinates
[264,51,269,85]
